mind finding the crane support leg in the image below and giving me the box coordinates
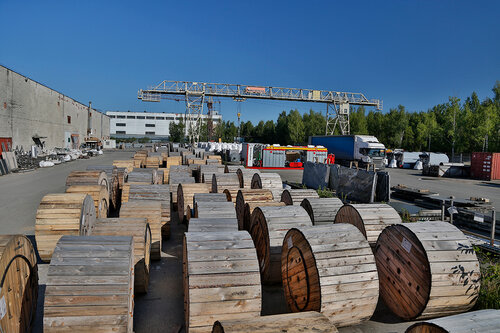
[185,91,205,144]
[325,101,350,135]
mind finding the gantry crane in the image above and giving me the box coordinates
[138,80,382,143]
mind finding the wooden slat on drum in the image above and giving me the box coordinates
[86,165,119,208]
[184,231,261,333]
[195,201,236,219]
[235,189,274,230]
[188,218,238,233]
[405,309,500,333]
[66,170,109,195]
[212,174,241,194]
[301,197,343,226]
[281,189,319,205]
[212,311,338,333]
[44,235,134,332]
[113,160,134,173]
[178,184,211,222]
[374,221,480,320]
[335,203,402,246]
[242,202,286,232]
[66,185,109,218]
[93,218,151,293]
[128,168,157,184]
[120,200,162,260]
[35,193,96,262]
[236,168,260,189]
[0,235,38,333]
[249,205,312,284]
[250,173,282,191]
[193,193,228,206]
[282,224,379,327]
[199,165,225,183]
[224,165,240,173]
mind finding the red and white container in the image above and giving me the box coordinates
[471,152,500,180]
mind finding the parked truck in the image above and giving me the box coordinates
[308,135,386,168]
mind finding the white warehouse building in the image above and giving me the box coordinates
[106,111,222,139]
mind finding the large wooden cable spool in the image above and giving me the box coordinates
[235,189,274,230]
[66,170,109,194]
[158,167,169,184]
[0,235,38,333]
[236,168,259,189]
[169,175,195,204]
[281,224,379,327]
[199,165,224,183]
[242,202,285,232]
[93,218,152,294]
[44,235,134,332]
[405,309,500,333]
[300,197,343,226]
[224,165,240,173]
[335,203,402,246]
[66,185,109,218]
[212,174,241,194]
[120,200,162,261]
[193,193,228,206]
[145,156,161,168]
[374,221,480,320]
[183,231,261,333]
[86,165,119,208]
[280,189,319,205]
[167,156,182,167]
[212,311,338,333]
[195,201,236,219]
[113,160,134,173]
[178,183,211,223]
[250,173,282,191]
[249,205,312,284]
[128,168,158,184]
[188,218,238,233]
[35,193,96,262]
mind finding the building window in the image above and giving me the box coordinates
[166,116,175,120]
[109,115,116,118]
[156,116,165,120]
[127,116,135,119]
[116,123,126,127]
[145,124,155,127]
[146,116,155,119]
[67,116,71,124]
[137,116,145,119]
[117,115,126,119]
[145,131,155,135]
[116,131,126,134]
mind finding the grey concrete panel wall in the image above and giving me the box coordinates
[0,65,109,150]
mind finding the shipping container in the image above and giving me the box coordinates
[471,152,500,180]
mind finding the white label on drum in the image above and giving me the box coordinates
[0,295,6,320]
[287,237,293,249]
[401,237,412,253]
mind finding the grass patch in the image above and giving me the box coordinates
[316,187,334,198]
[473,246,500,309]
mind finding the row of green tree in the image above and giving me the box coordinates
[171,82,500,153]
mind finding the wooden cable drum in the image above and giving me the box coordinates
[207,154,222,161]
[183,154,196,165]
[236,168,259,189]
[128,168,157,184]
[281,189,319,205]
[212,173,241,194]
[113,160,134,173]
[44,235,134,332]
[188,159,205,166]
[169,174,195,204]
[212,311,338,333]
[120,200,162,261]
[86,165,119,208]
[222,189,239,203]
[206,159,221,165]
[145,156,161,168]
[201,171,224,187]
[0,235,38,333]
[116,167,128,189]
[250,173,282,192]
[188,218,238,233]
[195,201,236,219]
[156,170,164,185]
[170,165,190,172]
[300,197,343,226]
[405,309,500,333]
[374,221,480,320]
[242,202,285,232]
[167,156,182,167]
[193,193,228,206]
[281,224,379,327]
[224,165,240,173]
[178,183,211,222]
[235,189,274,230]
[249,205,312,284]
[66,185,109,218]
[35,193,96,262]
[93,218,152,294]
[334,203,402,246]
[183,231,261,333]
[66,170,109,194]
[158,167,169,184]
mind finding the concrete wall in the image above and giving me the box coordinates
[0,65,110,150]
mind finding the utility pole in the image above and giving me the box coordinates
[452,106,456,161]
[428,133,431,151]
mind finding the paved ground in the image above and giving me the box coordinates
[3,156,499,332]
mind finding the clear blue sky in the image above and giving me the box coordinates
[1,0,498,123]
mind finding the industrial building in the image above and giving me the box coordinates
[106,110,222,139]
[0,65,110,152]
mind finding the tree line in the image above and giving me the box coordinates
[170,82,500,153]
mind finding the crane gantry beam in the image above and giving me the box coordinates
[138,80,382,142]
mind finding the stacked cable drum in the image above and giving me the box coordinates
[236,168,259,189]
[187,193,229,222]
[194,201,236,219]
[92,218,152,293]
[65,170,109,195]
[224,165,240,173]
[301,197,343,226]
[177,183,211,222]
[44,236,134,332]
[86,165,119,209]
[281,224,379,327]
[243,201,285,232]
[113,160,134,173]
[405,309,500,333]
[120,200,162,260]
[188,218,238,233]
[249,205,312,283]
[235,189,274,230]
[66,185,109,218]
[212,174,241,200]
[374,222,480,320]
[280,189,319,205]
[35,193,96,262]
[183,231,261,333]
[127,168,157,184]
[250,173,283,200]
[169,171,195,206]
[0,235,38,333]
[212,312,338,333]
[198,165,224,183]
[335,203,402,246]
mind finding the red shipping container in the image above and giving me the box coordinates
[471,152,500,180]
